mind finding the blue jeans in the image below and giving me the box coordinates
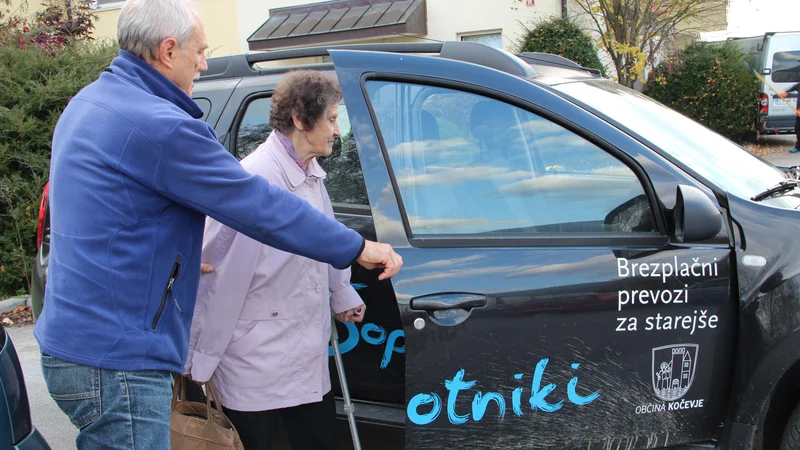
[41,354,172,450]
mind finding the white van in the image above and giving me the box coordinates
[729,32,800,135]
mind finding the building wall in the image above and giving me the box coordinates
[91,0,241,57]
[8,0,569,57]
[6,0,31,17]
[236,0,563,54]
[701,0,796,40]
[5,0,240,57]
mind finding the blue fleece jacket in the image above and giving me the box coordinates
[33,51,365,373]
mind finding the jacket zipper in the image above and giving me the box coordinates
[152,255,182,330]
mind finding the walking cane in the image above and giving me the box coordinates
[330,317,362,450]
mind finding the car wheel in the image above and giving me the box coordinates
[781,402,800,450]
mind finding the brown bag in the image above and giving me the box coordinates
[170,375,244,450]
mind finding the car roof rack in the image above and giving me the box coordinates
[201,42,443,81]
[440,41,536,78]
[516,52,602,76]
[199,41,579,82]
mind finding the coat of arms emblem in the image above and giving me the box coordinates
[652,344,698,401]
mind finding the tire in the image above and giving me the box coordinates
[781,402,800,450]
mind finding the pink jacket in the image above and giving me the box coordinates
[185,132,363,411]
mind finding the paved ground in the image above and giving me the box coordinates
[749,134,800,167]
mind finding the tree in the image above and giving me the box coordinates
[0,0,113,296]
[570,0,727,88]
[1,0,98,51]
[514,17,606,76]
[644,42,758,142]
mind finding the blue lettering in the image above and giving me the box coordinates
[445,369,477,424]
[361,323,386,345]
[406,361,601,426]
[567,363,600,406]
[327,322,404,369]
[472,392,506,421]
[529,358,564,413]
[512,373,524,416]
[407,393,442,425]
[380,329,405,369]
[328,322,359,357]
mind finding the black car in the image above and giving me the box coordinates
[30,42,800,449]
[0,326,51,450]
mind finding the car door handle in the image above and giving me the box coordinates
[410,293,487,311]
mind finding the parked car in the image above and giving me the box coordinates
[30,42,800,449]
[728,31,800,135]
[0,326,51,449]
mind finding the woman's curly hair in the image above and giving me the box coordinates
[269,70,343,133]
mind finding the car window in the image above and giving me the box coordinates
[552,80,790,201]
[233,96,368,206]
[365,81,656,236]
[771,50,800,84]
[236,97,273,159]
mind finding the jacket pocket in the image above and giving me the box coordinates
[152,254,182,330]
[41,354,101,429]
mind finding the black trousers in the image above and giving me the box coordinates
[223,391,338,450]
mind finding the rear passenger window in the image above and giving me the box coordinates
[233,96,368,206]
[235,97,272,159]
[365,81,657,236]
[772,51,800,84]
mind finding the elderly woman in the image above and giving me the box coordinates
[186,70,365,450]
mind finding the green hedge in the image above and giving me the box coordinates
[644,42,759,142]
[515,17,605,76]
[0,41,118,296]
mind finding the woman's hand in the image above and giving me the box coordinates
[336,304,366,323]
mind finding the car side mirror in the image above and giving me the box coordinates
[762,68,772,75]
[673,185,722,243]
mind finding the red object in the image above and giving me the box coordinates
[36,182,49,249]
[759,93,769,114]
[525,0,535,5]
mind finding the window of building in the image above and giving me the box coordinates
[94,0,125,10]
[234,96,368,206]
[365,81,656,237]
[460,32,502,49]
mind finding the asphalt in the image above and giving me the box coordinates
[749,134,800,167]
[761,150,800,167]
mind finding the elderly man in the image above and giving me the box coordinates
[33,0,402,448]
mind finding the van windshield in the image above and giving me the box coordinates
[772,50,800,84]
[552,79,788,200]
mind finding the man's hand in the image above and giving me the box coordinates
[778,91,789,99]
[357,240,403,280]
[200,263,214,274]
[336,304,366,323]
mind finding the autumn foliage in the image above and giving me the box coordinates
[644,42,759,142]
[571,0,727,87]
[515,17,606,76]
[0,0,117,296]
